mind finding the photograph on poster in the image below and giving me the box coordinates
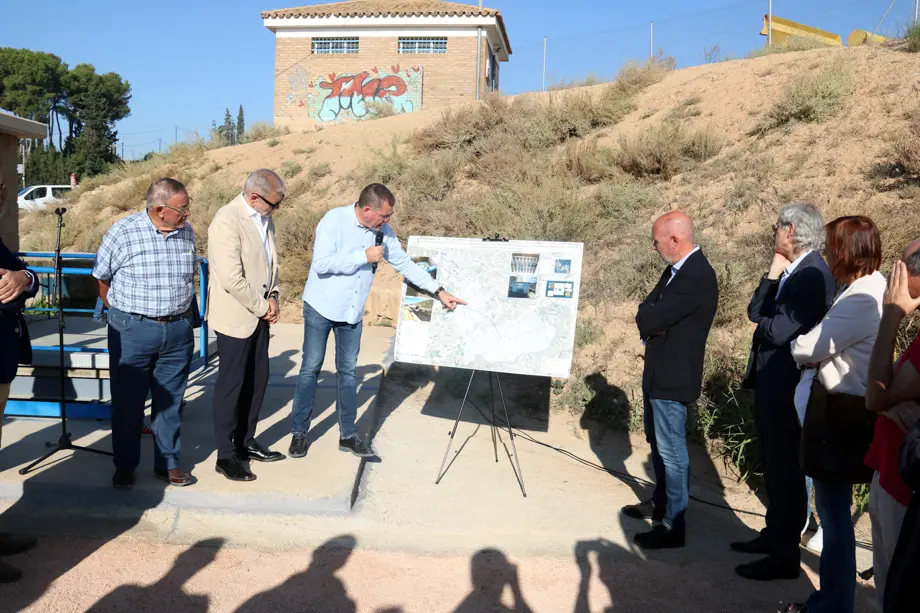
[508,275,538,298]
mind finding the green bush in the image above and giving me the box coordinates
[280,160,303,179]
[906,24,920,53]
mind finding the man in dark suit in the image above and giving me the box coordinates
[0,172,40,583]
[733,202,836,581]
[624,211,719,549]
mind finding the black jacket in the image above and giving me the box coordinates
[0,238,37,384]
[636,249,719,404]
[741,251,836,400]
[883,421,920,613]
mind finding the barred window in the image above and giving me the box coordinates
[398,37,448,54]
[312,37,359,55]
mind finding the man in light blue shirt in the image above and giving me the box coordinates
[289,183,465,458]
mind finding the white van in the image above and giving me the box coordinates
[18,185,72,211]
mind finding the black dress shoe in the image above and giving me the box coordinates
[622,499,658,520]
[731,533,772,554]
[241,440,285,463]
[0,560,22,584]
[339,435,375,457]
[735,556,801,581]
[216,456,257,482]
[0,533,37,556]
[289,433,309,459]
[112,469,135,490]
[633,524,685,549]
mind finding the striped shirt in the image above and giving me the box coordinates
[92,211,196,317]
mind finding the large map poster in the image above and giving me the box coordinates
[393,237,584,378]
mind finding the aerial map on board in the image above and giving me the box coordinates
[393,237,583,378]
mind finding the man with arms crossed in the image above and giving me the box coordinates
[288,184,466,458]
[624,211,719,549]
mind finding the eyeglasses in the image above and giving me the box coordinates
[256,193,284,209]
[162,204,190,217]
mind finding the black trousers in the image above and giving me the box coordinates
[754,387,807,563]
[213,320,269,460]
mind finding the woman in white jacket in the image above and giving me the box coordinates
[783,216,885,613]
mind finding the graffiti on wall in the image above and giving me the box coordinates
[284,65,423,122]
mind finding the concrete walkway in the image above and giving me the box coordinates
[0,323,395,530]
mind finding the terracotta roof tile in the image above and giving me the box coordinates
[262,1,511,53]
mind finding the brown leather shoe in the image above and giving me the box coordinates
[154,468,195,487]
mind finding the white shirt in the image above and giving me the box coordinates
[790,270,886,424]
[242,196,272,272]
[667,245,700,285]
[302,204,441,324]
[777,249,813,297]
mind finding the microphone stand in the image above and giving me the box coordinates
[19,207,112,475]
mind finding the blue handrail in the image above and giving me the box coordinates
[14,252,211,368]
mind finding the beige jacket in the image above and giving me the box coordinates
[205,195,280,339]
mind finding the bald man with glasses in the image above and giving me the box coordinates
[206,169,285,482]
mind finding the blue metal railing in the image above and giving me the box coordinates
[15,252,211,367]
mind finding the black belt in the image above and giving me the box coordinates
[133,309,192,323]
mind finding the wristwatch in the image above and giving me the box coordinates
[434,286,446,299]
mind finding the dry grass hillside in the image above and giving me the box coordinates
[21,43,920,483]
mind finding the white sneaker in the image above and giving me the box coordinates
[806,526,823,554]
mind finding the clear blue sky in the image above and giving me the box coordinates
[1,0,914,159]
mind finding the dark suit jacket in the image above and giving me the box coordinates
[636,249,719,404]
[741,251,836,401]
[0,238,38,384]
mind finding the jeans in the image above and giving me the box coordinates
[644,395,690,532]
[291,302,362,440]
[107,307,194,472]
[805,479,855,613]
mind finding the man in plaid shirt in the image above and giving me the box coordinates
[93,178,197,489]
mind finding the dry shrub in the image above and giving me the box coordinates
[564,140,621,184]
[893,112,920,178]
[307,163,331,181]
[274,207,324,302]
[281,160,303,179]
[755,62,852,134]
[615,123,723,180]
[243,122,291,143]
[748,36,828,58]
[412,56,674,154]
[363,102,398,119]
[906,24,920,53]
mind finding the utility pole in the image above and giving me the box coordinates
[174,126,178,144]
[649,22,654,60]
[542,36,547,92]
[158,139,162,153]
[768,0,773,46]
[121,140,124,159]
[915,0,919,24]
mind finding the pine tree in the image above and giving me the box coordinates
[223,108,236,146]
[237,105,245,143]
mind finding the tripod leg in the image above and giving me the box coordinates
[18,448,62,475]
[435,370,476,484]
[496,374,526,497]
[489,372,498,463]
[69,444,113,457]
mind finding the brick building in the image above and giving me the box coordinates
[261,0,511,127]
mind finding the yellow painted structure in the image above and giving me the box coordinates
[760,15,843,47]
[847,29,888,47]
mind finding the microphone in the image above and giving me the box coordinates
[372,230,384,274]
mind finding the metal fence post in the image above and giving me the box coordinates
[542,36,547,92]
[768,0,773,46]
[650,21,654,59]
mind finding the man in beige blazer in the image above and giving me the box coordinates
[206,169,285,482]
